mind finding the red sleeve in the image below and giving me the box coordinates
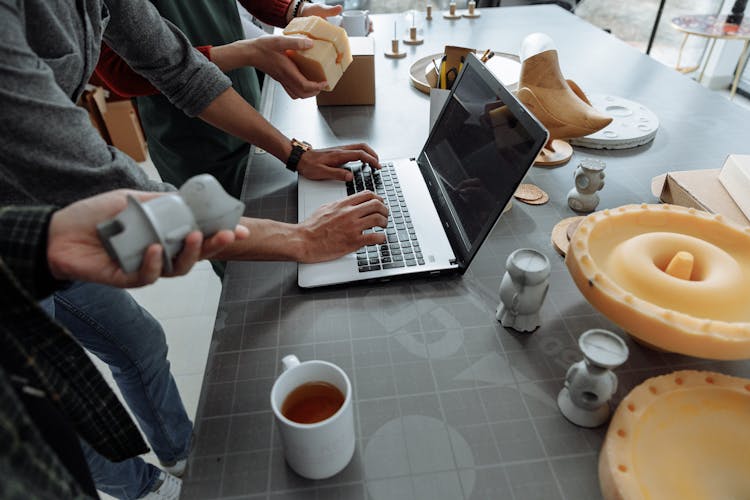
[94,44,213,98]
[238,0,293,27]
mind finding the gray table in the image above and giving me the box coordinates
[182,6,750,499]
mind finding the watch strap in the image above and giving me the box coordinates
[285,138,311,173]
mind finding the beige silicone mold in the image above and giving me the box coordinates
[565,204,750,359]
[599,370,750,500]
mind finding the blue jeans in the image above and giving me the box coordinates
[40,282,192,499]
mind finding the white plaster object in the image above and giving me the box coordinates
[557,329,629,428]
[569,95,659,150]
[567,158,606,213]
[496,248,551,332]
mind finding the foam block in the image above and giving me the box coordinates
[283,16,352,91]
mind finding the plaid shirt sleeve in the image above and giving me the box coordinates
[0,368,91,499]
[0,206,70,299]
[0,210,149,463]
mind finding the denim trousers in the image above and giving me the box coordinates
[40,281,192,499]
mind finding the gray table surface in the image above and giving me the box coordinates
[182,6,750,499]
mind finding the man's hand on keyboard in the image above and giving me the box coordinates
[297,191,389,263]
[297,143,381,183]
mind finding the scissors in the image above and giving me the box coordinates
[444,56,465,90]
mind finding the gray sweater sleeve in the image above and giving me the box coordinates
[102,0,232,117]
[0,0,169,206]
[0,0,233,208]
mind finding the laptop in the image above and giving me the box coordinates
[298,53,548,288]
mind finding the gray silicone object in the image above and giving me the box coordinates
[97,174,245,273]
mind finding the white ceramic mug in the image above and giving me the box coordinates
[326,14,343,27]
[341,9,370,36]
[270,355,355,479]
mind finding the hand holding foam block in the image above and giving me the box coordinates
[283,16,352,91]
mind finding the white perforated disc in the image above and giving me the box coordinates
[570,94,659,150]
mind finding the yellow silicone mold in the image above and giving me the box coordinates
[599,370,750,500]
[565,204,750,359]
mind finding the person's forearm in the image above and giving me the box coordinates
[211,216,306,262]
[95,44,214,99]
[208,42,252,73]
[198,88,293,163]
[103,0,231,117]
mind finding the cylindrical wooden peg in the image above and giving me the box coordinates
[404,26,424,45]
[444,2,461,19]
[384,38,406,58]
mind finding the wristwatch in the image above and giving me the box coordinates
[285,138,312,173]
[293,0,310,18]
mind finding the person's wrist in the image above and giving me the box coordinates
[239,39,261,74]
[46,212,69,281]
[289,223,312,262]
[285,138,312,173]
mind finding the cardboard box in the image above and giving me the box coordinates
[80,86,112,144]
[101,100,148,162]
[718,154,750,221]
[651,167,750,227]
[316,36,375,106]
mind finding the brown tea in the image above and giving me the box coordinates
[281,381,345,424]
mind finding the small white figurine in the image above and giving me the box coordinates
[496,248,550,332]
[558,329,628,428]
[567,158,606,212]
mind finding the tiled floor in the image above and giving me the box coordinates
[94,159,222,499]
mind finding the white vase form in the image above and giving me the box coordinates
[496,248,550,332]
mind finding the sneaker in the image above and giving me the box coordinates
[139,471,181,500]
[159,458,186,477]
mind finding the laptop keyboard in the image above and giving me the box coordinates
[345,162,425,272]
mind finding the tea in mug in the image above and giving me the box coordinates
[282,381,344,424]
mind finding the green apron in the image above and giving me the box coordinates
[136,0,261,198]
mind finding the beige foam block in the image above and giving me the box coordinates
[285,17,352,68]
[284,17,352,90]
[286,38,343,91]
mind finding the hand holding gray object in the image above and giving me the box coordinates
[96,174,246,275]
[47,186,247,288]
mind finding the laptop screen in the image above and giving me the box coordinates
[417,54,547,268]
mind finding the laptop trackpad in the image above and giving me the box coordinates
[298,177,347,220]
